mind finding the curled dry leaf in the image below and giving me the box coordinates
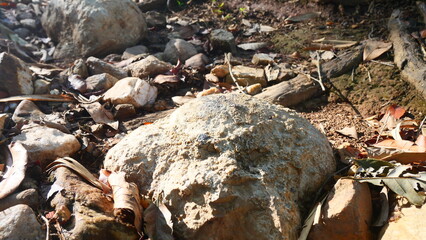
[47,157,111,193]
[82,102,119,130]
[363,40,393,61]
[0,142,28,199]
[108,171,142,232]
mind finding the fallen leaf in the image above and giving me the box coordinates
[68,75,87,93]
[297,195,327,240]
[374,139,414,151]
[388,104,406,120]
[363,40,393,61]
[311,39,358,49]
[259,25,276,32]
[380,152,426,164]
[82,102,119,130]
[337,126,358,139]
[371,187,389,227]
[108,171,142,232]
[0,142,28,199]
[0,94,74,103]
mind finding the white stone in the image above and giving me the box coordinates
[103,77,158,108]
[0,204,45,240]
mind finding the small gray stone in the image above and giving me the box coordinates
[86,57,128,80]
[163,39,197,64]
[20,19,37,30]
[210,29,237,53]
[86,73,119,92]
[33,79,51,94]
[145,11,166,28]
[122,45,149,60]
[14,27,31,38]
[126,55,172,78]
[0,204,45,240]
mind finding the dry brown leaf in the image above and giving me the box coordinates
[311,39,358,49]
[143,203,174,240]
[47,157,111,193]
[0,142,28,199]
[337,126,358,139]
[374,139,414,151]
[0,94,74,103]
[380,152,426,164]
[363,40,393,61]
[82,102,119,130]
[108,172,142,232]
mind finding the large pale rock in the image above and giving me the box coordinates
[308,179,373,240]
[379,201,426,240]
[12,123,81,165]
[0,204,45,240]
[41,0,147,58]
[104,93,335,240]
[163,39,197,64]
[0,52,33,96]
[127,55,172,78]
[103,77,158,108]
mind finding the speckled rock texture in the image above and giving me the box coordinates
[104,93,335,240]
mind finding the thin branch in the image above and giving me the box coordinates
[41,215,50,240]
[314,51,326,91]
[224,53,246,94]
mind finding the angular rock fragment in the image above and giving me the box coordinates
[0,204,45,240]
[0,52,33,96]
[105,93,335,240]
[127,55,172,78]
[163,39,197,64]
[12,100,45,123]
[308,179,373,240]
[210,29,237,53]
[86,73,119,92]
[42,0,147,58]
[86,57,128,80]
[103,77,158,108]
[226,65,267,87]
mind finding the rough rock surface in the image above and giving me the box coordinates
[379,201,426,240]
[12,123,81,165]
[103,77,158,108]
[104,93,335,240]
[86,57,128,80]
[41,0,147,58]
[163,39,198,64]
[0,52,33,96]
[308,179,373,240]
[0,204,45,240]
[127,55,172,78]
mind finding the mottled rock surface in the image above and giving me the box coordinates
[41,0,147,58]
[0,204,45,240]
[105,93,335,240]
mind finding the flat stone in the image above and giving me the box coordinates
[103,77,158,108]
[379,200,426,240]
[0,204,45,240]
[226,65,267,87]
[12,123,81,165]
[308,179,373,240]
[12,100,45,123]
[104,93,335,240]
[252,53,274,65]
[122,45,149,60]
[86,57,128,80]
[127,55,172,78]
[86,73,119,92]
[0,52,33,96]
[210,29,237,53]
[184,53,209,70]
[163,39,198,64]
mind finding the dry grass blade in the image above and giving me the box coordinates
[0,142,28,199]
[46,157,109,192]
[108,172,142,232]
[0,94,74,103]
[143,203,174,240]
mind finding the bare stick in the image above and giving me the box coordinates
[224,53,245,93]
[41,215,50,240]
[314,51,326,91]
